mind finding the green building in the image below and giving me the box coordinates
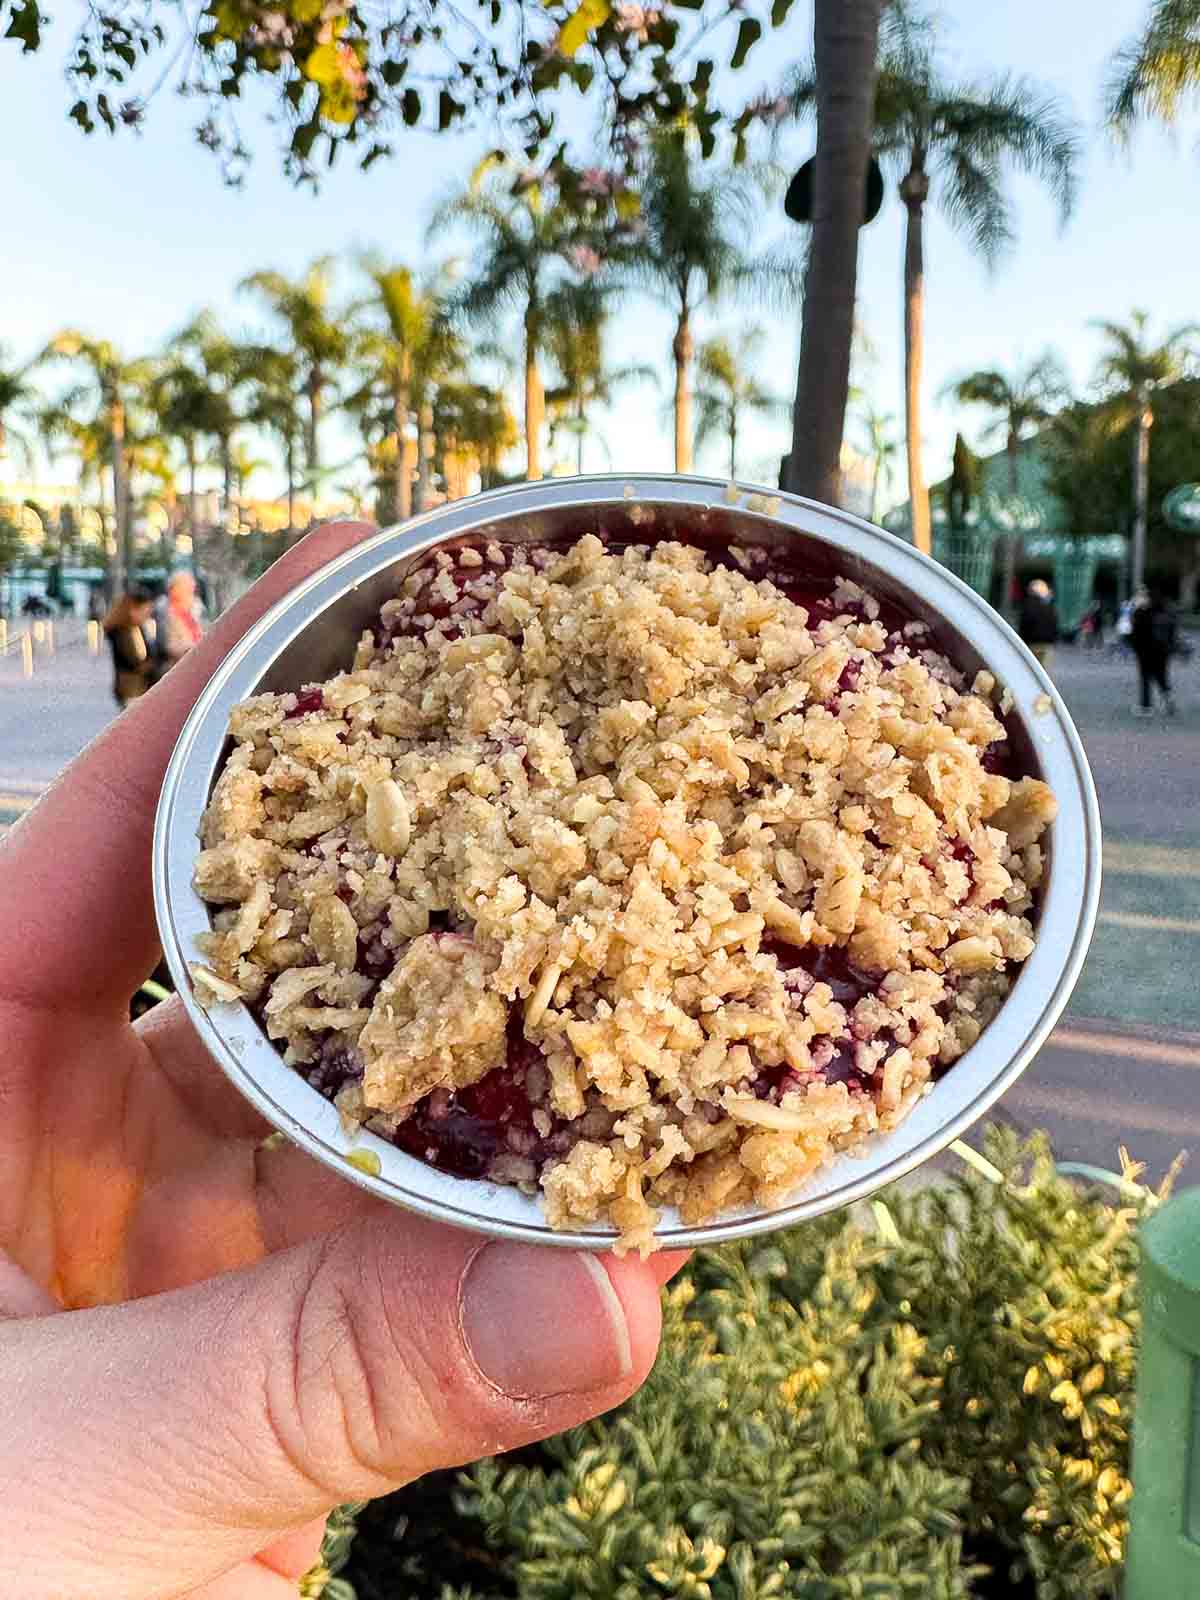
[884,436,1128,632]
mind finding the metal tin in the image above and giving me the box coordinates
[153,475,1102,1249]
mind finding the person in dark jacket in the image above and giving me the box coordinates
[101,589,154,710]
[1130,588,1178,717]
[1018,579,1059,671]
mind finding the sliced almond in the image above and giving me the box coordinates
[365,778,411,857]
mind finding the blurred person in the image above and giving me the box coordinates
[1131,587,1178,717]
[151,569,204,680]
[102,589,155,710]
[1018,578,1059,672]
[1080,598,1105,650]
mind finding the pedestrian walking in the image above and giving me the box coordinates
[1080,598,1105,651]
[150,570,204,681]
[1018,578,1059,673]
[101,589,155,710]
[1131,588,1178,717]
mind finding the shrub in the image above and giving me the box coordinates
[307,1127,1168,1599]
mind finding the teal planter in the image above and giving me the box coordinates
[1127,1187,1200,1597]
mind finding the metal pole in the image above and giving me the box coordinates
[21,633,33,678]
[1131,384,1152,595]
[1127,1187,1200,1595]
[87,619,100,655]
[46,619,55,656]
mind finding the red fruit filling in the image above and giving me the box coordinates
[286,688,325,717]
[389,1015,575,1181]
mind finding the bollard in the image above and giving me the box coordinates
[21,632,33,677]
[87,618,100,654]
[1127,1186,1200,1596]
[46,619,54,655]
[32,620,44,646]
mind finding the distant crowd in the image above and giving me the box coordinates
[1018,579,1185,716]
[101,572,205,710]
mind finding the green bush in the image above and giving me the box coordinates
[307,1127,1170,1600]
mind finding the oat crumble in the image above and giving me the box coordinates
[192,533,1057,1253]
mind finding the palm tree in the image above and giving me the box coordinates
[791,4,1078,553]
[543,280,656,474]
[44,333,156,593]
[434,381,519,497]
[693,328,786,480]
[624,130,757,474]
[243,346,305,540]
[148,358,225,542]
[0,344,40,469]
[786,0,887,505]
[949,354,1068,499]
[175,313,249,512]
[346,259,444,522]
[949,353,1068,611]
[431,178,583,482]
[859,405,900,525]
[1092,311,1198,591]
[1106,0,1200,138]
[240,258,347,480]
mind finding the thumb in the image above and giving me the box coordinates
[5,1211,665,1600]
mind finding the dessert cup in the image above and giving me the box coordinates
[153,475,1102,1249]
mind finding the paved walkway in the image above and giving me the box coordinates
[2,625,1197,1185]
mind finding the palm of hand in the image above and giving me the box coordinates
[0,526,388,1591]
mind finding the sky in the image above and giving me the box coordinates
[3,0,1199,510]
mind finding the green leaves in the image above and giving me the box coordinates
[730,17,762,70]
[3,0,44,53]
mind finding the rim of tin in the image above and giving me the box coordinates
[154,474,1102,1249]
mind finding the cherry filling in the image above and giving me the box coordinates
[306,1037,364,1097]
[375,544,510,648]
[286,688,325,717]
[759,937,887,1099]
[389,1015,573,1181]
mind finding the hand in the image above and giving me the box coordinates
[0,523,684,1600]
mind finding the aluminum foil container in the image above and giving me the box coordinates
[153,475,1102,1249]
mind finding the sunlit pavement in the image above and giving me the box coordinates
[2,627,1197,1183]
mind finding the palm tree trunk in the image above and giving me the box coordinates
[524,312,543,482]
[673,313,694,474]
[187,438,198,542]
[729,409,738,481]
[870,457,882,524]
[109,394,131,595]
[286,435,297,546]
[220,434,233,521]
[1132,385,1152,593]
[784,0,885,503]
[1003,429,1020,618]
[417,399,435,509]
[394,382,413,522]
[306,372,322,480]
[901,161,932,556]
[576,395,585,475]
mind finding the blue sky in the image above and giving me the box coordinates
[4,0,1199,507]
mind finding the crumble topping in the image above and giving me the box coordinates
[192,533,1057,1253]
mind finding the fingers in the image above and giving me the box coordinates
[138,996,274,1142]
[0,521,377,1013]
[4,1207,664,1600]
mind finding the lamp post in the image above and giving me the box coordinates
[1131,381,1153,595]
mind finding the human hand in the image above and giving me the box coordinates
[0,523,685,1600]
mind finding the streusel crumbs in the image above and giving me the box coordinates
[192,533,1056,1252]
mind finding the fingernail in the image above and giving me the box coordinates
[460,1243,633,1399]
